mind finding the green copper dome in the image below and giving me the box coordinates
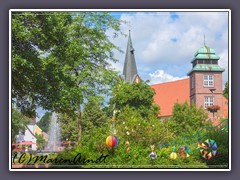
[191,45,220,62]
[188,45,224,75]
[194,45,216,56]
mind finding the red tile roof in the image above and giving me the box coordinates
[151,78,190,117]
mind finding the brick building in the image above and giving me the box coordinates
[122,32,228,120]
[187,45,225,118]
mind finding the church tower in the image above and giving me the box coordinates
[122,31,141,83]
[188,43,225,117]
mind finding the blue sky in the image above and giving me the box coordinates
[107,11,229,85]
[36,11,229,121]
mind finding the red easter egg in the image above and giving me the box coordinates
[106,136,118,147]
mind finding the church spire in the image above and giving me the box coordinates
[123,30,139,83]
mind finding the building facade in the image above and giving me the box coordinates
[16,117,43,151]
[122,32,228,120]
[187,45,225,118]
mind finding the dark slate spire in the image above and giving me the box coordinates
[123,30,138,83]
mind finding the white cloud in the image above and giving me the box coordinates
[109,60,123,74]
[108,11,229,83]
[34,11,229,117]
[218,49,229,87]
[149,69,186,85]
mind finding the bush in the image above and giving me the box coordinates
[168,102,210,136]
[48,113,228,169]
[202,128,229,168]
[49,123,208,169]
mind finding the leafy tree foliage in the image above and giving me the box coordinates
[58,97,108,142]
[111,80,160,118]
[58,113,78,142]
[12,107,30,143]
[168,102,210,136]
[204,126,229,167]
[223,81,229,99]
[102,106,114,118]
[116,106,172,147]
[82,98,108,133]
[36,134,46,150]
[36,112,52,133]
[12,12,72,117]
[12,12,124,117]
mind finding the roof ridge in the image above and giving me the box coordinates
[150,77,189,86]
[25,125,37,139]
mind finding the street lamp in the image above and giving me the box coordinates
[209,88,216,122]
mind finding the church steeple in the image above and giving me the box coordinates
[123,30,140,83]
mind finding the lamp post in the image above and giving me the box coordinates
[209,88,216,122]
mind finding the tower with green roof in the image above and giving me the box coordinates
[188,44,225,118]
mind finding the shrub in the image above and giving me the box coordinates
[168,102,210,136]
[202,128,229,168]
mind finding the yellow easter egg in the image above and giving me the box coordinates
[170,152,177,160]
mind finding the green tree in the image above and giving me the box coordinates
[12,12,124,142]
[12,12,123,116]
[36,134,46,150]
[36,112,52,133]
[168,102,210,136]
[82,98,108,133]
[12,107,30,143]
[223,81,229,99]
[12,12,72,117]
[111,80,160,118]
[58,98,108,142]
[58,113,78,142]
[116,106,171,147]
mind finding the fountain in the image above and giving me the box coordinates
[47,112,61,152]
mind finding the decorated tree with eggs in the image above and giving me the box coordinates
[108,80,171,152]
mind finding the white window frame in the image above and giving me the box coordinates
[203,74,214,87]
[204,96,214,109]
